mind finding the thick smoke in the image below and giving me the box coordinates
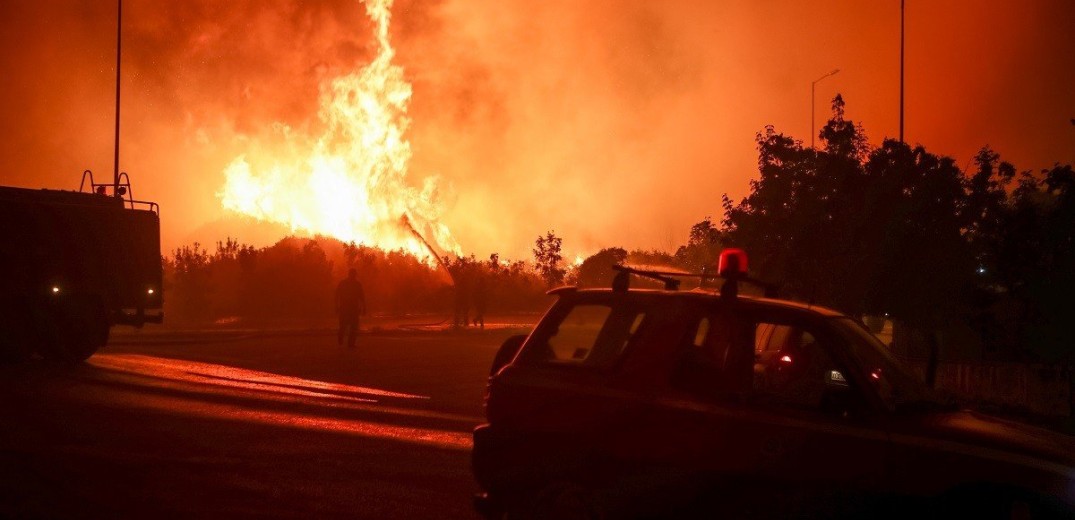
[1,0,1072,260]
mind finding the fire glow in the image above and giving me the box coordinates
[218,0,459,263]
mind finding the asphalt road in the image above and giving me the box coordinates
[0,324,532,519]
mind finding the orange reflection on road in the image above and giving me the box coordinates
[92,354,428,401]
[80,354,475,451]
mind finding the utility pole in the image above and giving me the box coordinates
[900,0,905,143]
[113,0,122,194]
[811,69,840,149]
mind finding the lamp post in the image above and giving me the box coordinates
[811,68,840,149]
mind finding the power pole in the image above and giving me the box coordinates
[113,0,122,193]
[900,0,905,143]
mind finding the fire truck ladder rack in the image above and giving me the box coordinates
[611,264,780,298]
[79,169,159,214]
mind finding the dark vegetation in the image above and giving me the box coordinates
[717,96,1074,417]
[164,237,551,326]
[721,96,1074,373]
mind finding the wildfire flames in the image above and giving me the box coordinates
[218,0,459,263]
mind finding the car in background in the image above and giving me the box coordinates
[472,255,1075,519]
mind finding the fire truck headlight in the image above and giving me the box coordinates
[147,288,155,295]
[51,286,61,295]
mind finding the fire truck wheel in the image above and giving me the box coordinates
[38,295,109,364]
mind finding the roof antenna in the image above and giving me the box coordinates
[112,0,122,196]
[719,273,740,301]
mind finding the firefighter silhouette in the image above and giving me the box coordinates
[472,273,488,329]
[335,268,367,348]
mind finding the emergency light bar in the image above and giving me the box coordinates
[611,249,779,298]
[718,248,748,277]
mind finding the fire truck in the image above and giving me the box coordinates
[0,172,162,363]
[0,0,164,364]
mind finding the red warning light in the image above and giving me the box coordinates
[718,248,749,277]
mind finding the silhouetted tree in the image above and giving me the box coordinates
[167,242,212,322]
[674,217,722,272]
[722,96,984,385]
[862,140,975,325]
[533,230,566,287]
[723,96,874,314]
[208,237,250,318]
[576,247,627,287]
[990,165,1075,362]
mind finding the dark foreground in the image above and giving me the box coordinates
[0,324,528,519]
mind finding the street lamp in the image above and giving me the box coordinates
[811,68,840,149]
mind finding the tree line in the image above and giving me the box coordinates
[163,237,551,326]
[718,96,1074,377]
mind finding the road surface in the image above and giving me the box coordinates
[0,324,531,519]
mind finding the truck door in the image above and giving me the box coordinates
[738,311,890,515]
[639,306,890,517]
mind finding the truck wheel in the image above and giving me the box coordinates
[37,296,109,364]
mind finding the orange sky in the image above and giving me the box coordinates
[1,0,1072,260]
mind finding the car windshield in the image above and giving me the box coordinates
[831,318,952,411]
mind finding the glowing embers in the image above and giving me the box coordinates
[218,0,458,265]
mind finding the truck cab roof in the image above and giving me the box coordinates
[548,285,848,318]
[0,186,124,208]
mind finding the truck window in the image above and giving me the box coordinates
[832,318,939,410]
[520,302,648,369]
[751,320,849,416]
[672,311,755,399]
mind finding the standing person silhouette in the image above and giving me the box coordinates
[336,268,366,348]
[472,272,488,329]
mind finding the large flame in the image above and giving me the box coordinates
[218,0,459,263]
